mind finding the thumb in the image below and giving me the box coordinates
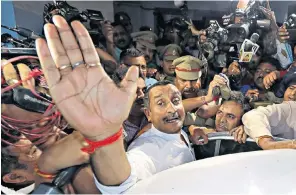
[229,127,237,135]
[120,66,139,96]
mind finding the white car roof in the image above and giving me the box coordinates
[127,149,296,194]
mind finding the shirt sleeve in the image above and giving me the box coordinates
[242,101,296,143]
[93,142,158,194]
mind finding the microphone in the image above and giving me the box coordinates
[239,33,260,63]
[1,33,30,47]
[244,33,260,52]
[174,0,185,8]
[174,0,190,23]
[32,166,80,194]
[1,25,43,39]
[15,26,43,39]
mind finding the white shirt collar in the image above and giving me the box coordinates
[142,124,190,145]
[1,183,35,195]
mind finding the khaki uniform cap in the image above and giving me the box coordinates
[160,44,182,61]
[173,55,202,81]
[131,31,158,50]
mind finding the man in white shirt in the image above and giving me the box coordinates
[93,80,195,194]
[35,16,195,195]
[242,101,296,150]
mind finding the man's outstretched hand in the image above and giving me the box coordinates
[36,15,139,140]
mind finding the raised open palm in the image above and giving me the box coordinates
[36,15,138,140]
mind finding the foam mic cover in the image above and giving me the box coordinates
[174,0,185,8]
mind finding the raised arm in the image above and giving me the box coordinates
[96,47,118,74]
[182,75,226,112]
[242,101,296,149]
[36,15,137,190]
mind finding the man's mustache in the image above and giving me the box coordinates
[118,39,126,44]
[135,98,144,105]
[183,88,197,93]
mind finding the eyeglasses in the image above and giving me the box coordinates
[125,64,147,70]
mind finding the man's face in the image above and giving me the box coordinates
[284,85,296,101]
[227,61,241,76]
[164,27,181,45]
[175,76,201,99]
[147,68,158,78]
[248,53,261,69]
[136,43,154,63]
[162,59,176,76]
[113,25,130,50]
[130,77,146,116]
[123,22,133,34]
[254,63,276,90]
[144,84,185,134]
[187,37,196,48]
[215,101,243,132]
[124,56,147,78]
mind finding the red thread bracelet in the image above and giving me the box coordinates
[34,163,57,179]
[81,127,123,154]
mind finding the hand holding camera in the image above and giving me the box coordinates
[101,20,114,44]
[245,89,259,102]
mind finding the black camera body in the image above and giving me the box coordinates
[43,1,104,44]
[44,1,104,24]
[225,1,271,44]
[285,13,296,43]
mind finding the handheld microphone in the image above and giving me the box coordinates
[1,33,30,47]
[15,26,43,39]
[1,25,43,39]
[244,33,260,52]
[174,0,190,23]
[32,166,80,194]
[239,33,260,62]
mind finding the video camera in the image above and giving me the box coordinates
[1,25,43,48]
[284,13,296,43]
[223,0,271,43]
[43,1,105,43]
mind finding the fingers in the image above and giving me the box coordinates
[120,66,139,95]
[231,126,247,144]
[52,16,84,70]
[213,75,227,85]
[201,133,209,145]
[229,127,237,135]
[36,38,61,89]
[2,60,19,85]
[44,22,72,77]
[71,21,101,67]
[246,89,259,96]
[237,128,244,144]
[17,63,35,89]
[242,133,248,144]
[192,128,208,145]
[263,72,277,89]
[278,27,290,42]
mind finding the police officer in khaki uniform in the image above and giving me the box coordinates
[171,56,216,128]
[173,55,203,98]
[131,31,158,66]
[157,44,182,82]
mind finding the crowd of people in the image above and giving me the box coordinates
[1,1,296,194]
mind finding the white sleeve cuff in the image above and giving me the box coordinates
[94,165,138,194]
